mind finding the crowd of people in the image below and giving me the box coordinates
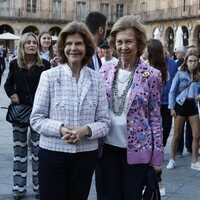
[0,11,200,200]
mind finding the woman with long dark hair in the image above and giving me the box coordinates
[167,52,200,170]
[146,38,168,197]
[146,39,167,84]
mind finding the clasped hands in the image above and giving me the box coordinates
[60,125,91,144]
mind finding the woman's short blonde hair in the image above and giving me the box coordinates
[17,32,43,69]
[57,21,95,66]
[109,15,147,58]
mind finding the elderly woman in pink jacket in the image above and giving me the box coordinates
[99,15,163,200]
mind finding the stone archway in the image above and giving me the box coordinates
[192,25,200,52]
[164,26,174,55]
[0,24,16,53]
[22,26,39,35]
[49,26,61,37]
[182,26,189,46]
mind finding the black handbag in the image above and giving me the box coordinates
[142,166,161,200]
[6,103,32,126]
[6,75,33,126]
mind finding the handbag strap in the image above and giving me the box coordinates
[177,81,193,95]
[19,69,33,104]
[23,77,33,104]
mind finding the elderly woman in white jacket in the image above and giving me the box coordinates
[30,21,110,200]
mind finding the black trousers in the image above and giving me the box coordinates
[39,148,98,200]
[99,144,148,200]
[161,105,172,147]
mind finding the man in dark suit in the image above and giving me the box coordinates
[85,11,107,71]
[85,11,107,200]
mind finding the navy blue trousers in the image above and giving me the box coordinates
[99,144,148,200]
[39,148,98,200]
[161,105,172,147]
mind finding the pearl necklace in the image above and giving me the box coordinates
[111,58,139,116]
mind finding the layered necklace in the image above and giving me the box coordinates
[111,58,139,116]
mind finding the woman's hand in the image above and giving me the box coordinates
[10,93,19,104]
[50,56,59,67]
[60,125,77,144]
[195,94,200,102]
[170,109,176,117]
[60,125,91,144]
[151,164,162,173]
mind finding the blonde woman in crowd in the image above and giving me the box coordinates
[30,21,110,200]
[4,32,50,200]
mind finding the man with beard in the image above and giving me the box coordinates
[85,11,107,71]
[85,11,108,200]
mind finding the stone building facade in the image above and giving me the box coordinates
[1,0,200,54]
[0,0,132,51]
[132,0,200,54]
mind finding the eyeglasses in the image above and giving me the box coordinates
[187,60,198,63]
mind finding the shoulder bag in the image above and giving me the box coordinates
[6,77,32,126]
[142,166,161,200]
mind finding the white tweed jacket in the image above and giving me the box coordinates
[30,64,110,153]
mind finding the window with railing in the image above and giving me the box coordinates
[0,0,10,10]
[53,0,61,19]
[76,2,86,20]
[100,3,109,18]
[116,4,124,19]
[0,0,7,4]
[183,0,186,11]
[27,0,36,13]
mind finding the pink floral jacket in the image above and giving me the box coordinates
[100,59,163,165]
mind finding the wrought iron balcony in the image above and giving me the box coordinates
[139,4,200,23]
[0,7,76,23]
[0,7,119,24]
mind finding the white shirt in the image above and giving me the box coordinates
[92,53,100,71]
[105,69,131,148]
[101,56,118,68]
[40,51,50,61]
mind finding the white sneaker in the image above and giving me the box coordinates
[159,186,166,197]
[191,162,200,171]
[166,159,176,169]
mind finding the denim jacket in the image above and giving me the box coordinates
[168,71,200,109]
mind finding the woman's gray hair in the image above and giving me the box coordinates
[109,15,147,57]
